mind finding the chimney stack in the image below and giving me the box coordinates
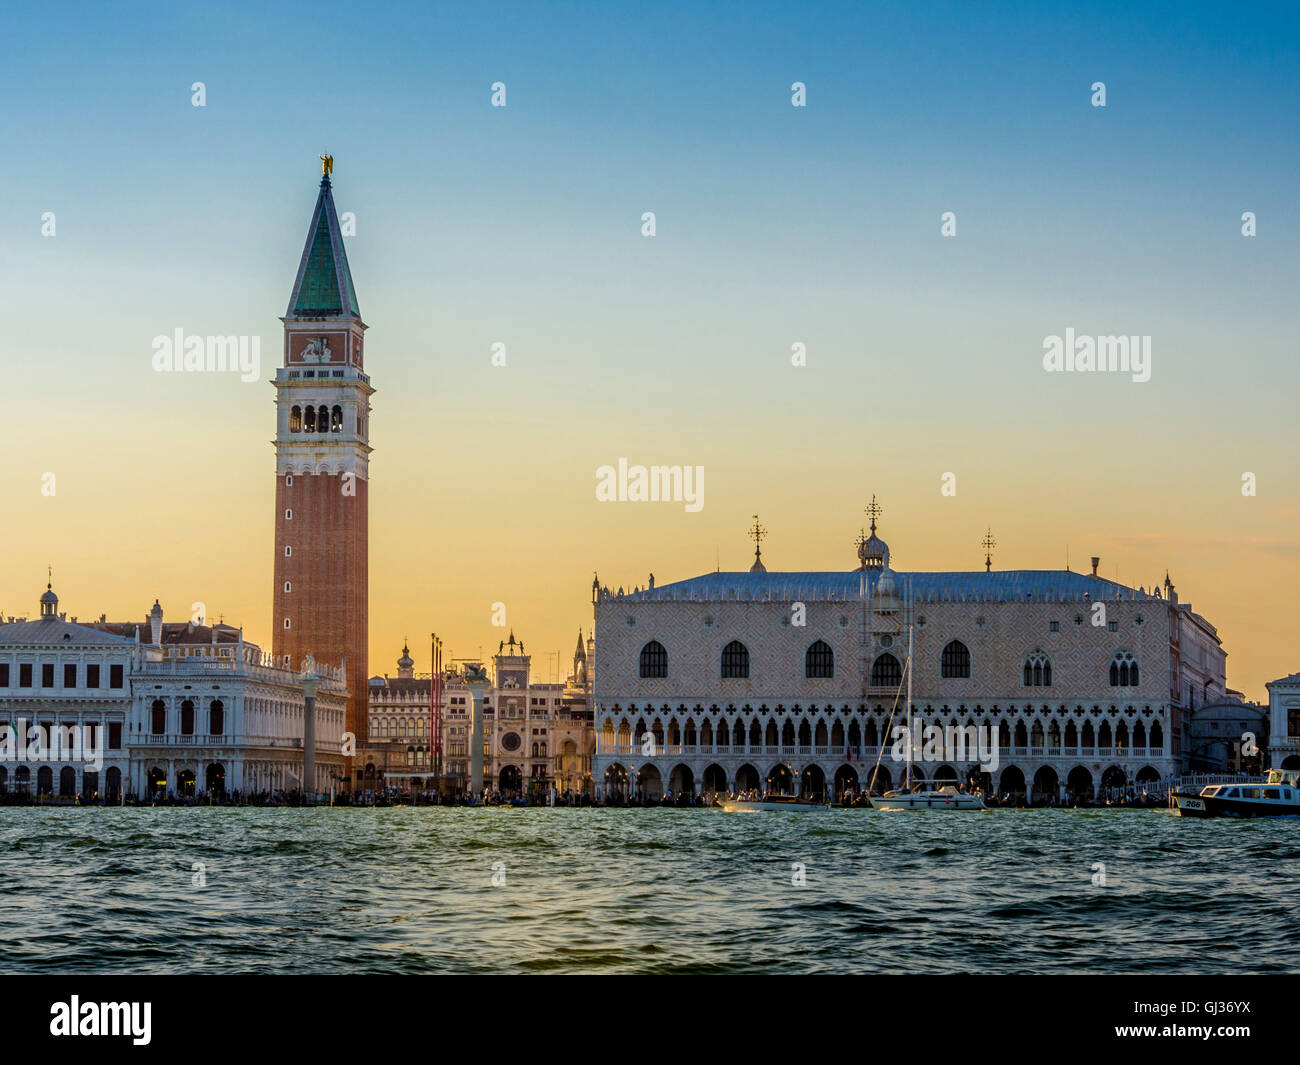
[1090,556,1100,576]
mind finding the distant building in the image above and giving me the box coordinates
[0,583,132,799]
[365,631,595,796]
[0,585,346,799]
[1266,673,1300,770]
[1183,697,1268,774]
[592,508,1231,801]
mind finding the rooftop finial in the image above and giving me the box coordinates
[864,494,882,534]
[856,496,889,571]
[748,514,768,573]
[320,153,333,178]
[982,527,998,572]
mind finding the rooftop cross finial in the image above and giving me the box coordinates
[864,495,882,534]
[320,153,333,178]
[982,527,997,572]
[748,514,767,563]
[47,563,52,590]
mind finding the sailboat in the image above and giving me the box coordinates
[867,615,986,812]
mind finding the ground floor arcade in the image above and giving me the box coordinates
[127,749,347,799]
[593,754,1177,803]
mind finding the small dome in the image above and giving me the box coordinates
[40,587,58,605]
[857,533,890,570]
[397,642,414,670]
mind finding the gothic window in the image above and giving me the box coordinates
[639,641,668,679]
[290,406,302,432]
[304,405,316,432]
[870,653,902,687]
[941,640,970,679]
[318,406,329,433]
[721,641,750,679]
[1023,653,1052,687]
[805,640,834,678]
[1109,652,1139,687]
[331,405,343,432]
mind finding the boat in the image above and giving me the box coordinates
[871,784,986,811]
[1171,770,1300,818]
[863,615,986,812]
[719,793,831,813]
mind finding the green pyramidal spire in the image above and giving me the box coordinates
[286,173,360,319]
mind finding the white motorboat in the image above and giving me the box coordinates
[1171,769,1300,818]
[871,784,986,811]
[719,794,831,813]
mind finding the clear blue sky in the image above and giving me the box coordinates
[1,0,1296,696]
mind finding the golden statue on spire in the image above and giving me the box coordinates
[320,153,334,177]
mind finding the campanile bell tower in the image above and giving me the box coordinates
[272,157,373,783]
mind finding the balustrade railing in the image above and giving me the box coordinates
[133,732,341,750]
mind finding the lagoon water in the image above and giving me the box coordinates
[2,807,1296,974]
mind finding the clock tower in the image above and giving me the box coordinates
[271,160,372,785]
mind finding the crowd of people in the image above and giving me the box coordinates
[11,781,1167,809]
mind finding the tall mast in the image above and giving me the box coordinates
[906,614,913,790]
[431,633,443,782]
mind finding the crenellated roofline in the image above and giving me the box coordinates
[598,570,1173,605]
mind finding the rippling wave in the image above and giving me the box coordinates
[1,807,1294,974]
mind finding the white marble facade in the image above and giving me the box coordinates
[0,587,347,799]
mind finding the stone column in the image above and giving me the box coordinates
[301,668,319,802]
[465,669,489,799]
